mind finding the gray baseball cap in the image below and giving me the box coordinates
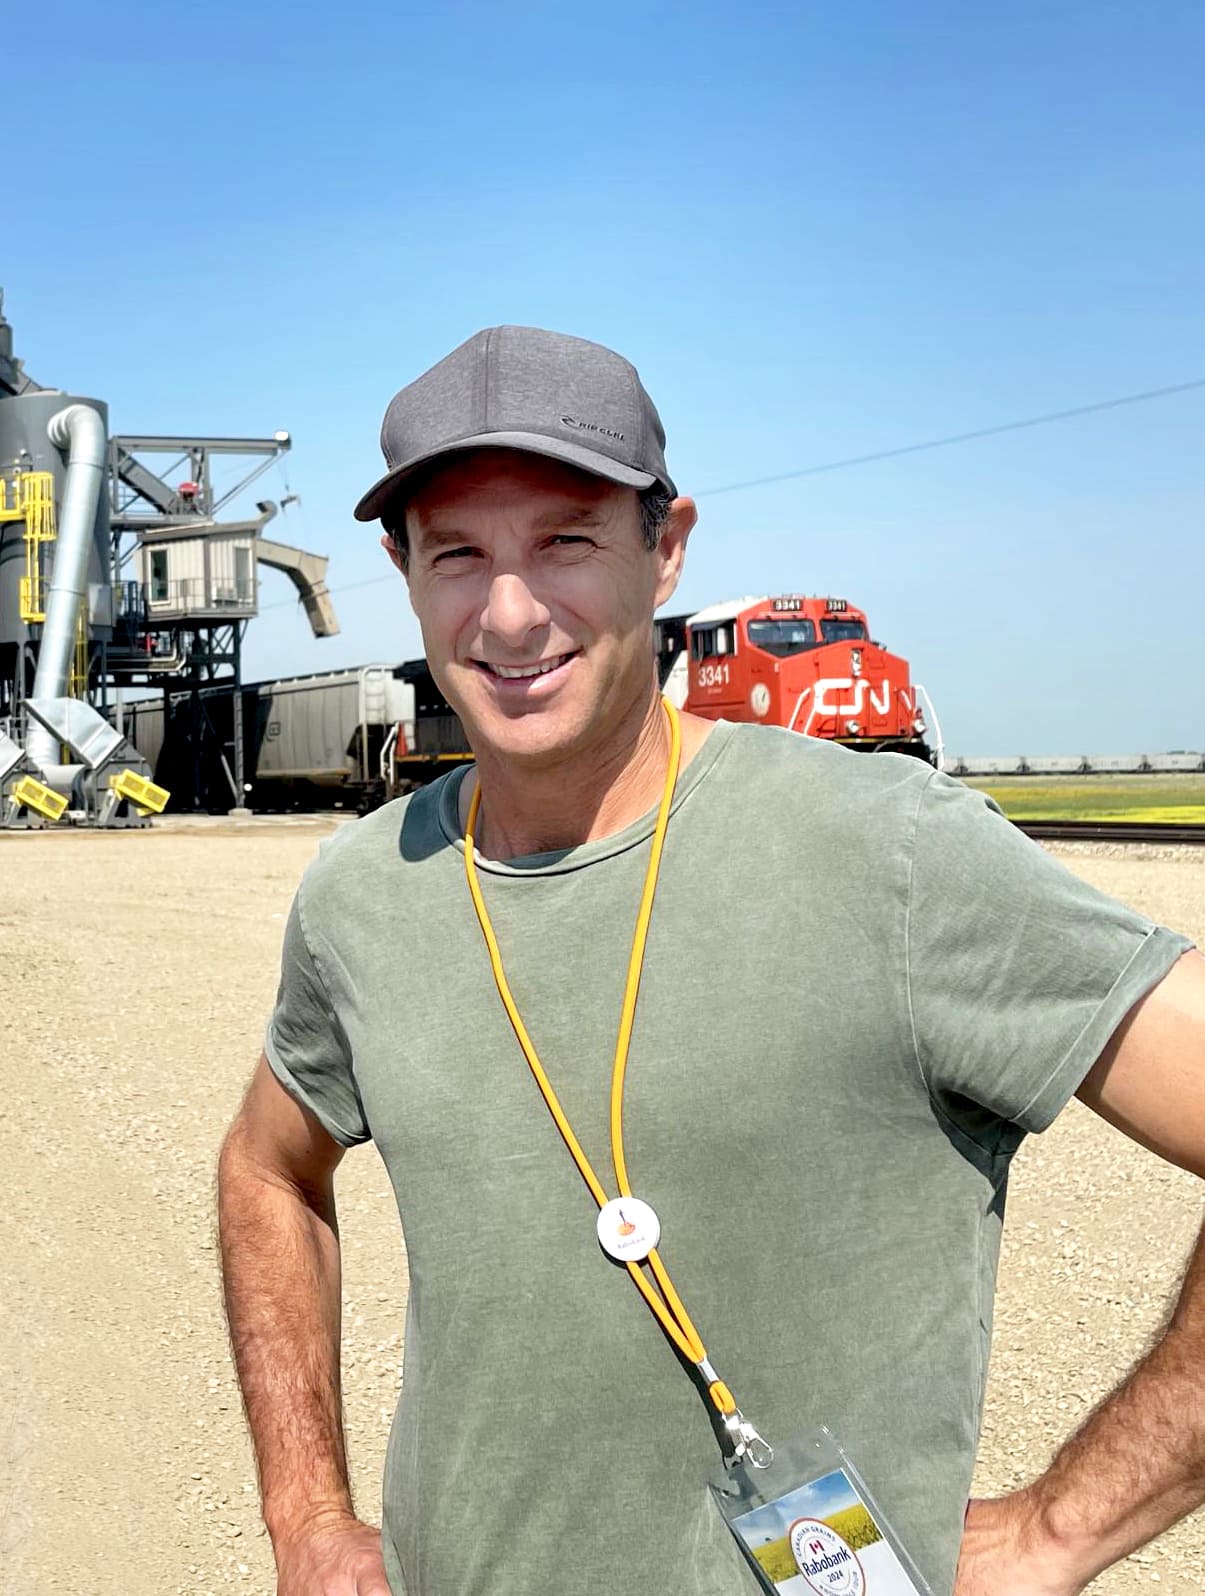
[353,325,677,523]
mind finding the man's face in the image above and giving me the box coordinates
[391,450,691,768]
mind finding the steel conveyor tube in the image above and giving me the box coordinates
[26,404,106,772]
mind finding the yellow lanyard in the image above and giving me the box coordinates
[463,696,770,1466]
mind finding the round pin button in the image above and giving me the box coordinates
[597,1197,660,1262]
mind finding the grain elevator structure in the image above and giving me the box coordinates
[0,292,337,826]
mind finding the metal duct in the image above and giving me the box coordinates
[26,404,107,772]
[254,536,340,637]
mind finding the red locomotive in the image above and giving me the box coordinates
[655,594,936,763]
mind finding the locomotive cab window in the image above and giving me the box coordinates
[819,617,868,643]
[691,624,735,660]
[746,618,817,657]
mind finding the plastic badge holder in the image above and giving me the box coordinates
[711,1427,935,1596]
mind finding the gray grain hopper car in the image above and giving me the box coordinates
[120,660,472,811]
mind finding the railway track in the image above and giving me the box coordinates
[1017,819,1205,846]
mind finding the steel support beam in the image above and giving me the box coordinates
[110,434,291,521]
[114,434,291,454]
[110,443,179,513]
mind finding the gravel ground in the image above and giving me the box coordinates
[1,821,1201,1594]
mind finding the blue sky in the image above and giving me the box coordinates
[12,1,1203,753]
[733,1469,858,1545]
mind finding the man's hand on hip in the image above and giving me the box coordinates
[954,1495,1086,1596]
[274,1515,391,1595]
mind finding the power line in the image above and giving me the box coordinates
[258,374,1205,611]
[693,376,1205,498]
[260,572,390,613]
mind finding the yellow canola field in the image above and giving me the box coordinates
[965,774,1205,825]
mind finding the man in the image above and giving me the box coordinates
[218,326,1204,1596]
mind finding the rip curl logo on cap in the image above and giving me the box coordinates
[788,1518,865,1596]
[561,414,625,442]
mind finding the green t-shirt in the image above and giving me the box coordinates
[266,723,1190,1596]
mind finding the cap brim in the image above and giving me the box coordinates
[353,431,662,523]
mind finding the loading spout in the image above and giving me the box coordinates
[254,537,340,638]
[27,404,106,772]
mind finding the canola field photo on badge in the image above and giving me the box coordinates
[732,1467,919,1593]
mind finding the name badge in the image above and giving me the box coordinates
[711,1428,934,1595]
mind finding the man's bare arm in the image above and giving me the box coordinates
[218,1055,390,1594]
[958,949,1205,1595]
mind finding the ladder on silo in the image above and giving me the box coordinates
[69,607,89,697]
[0,472,56,622]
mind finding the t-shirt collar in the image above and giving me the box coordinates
[437,720,738,876]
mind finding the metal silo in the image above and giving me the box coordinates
[0,391,112,679]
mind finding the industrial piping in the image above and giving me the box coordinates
[26,404,106,774]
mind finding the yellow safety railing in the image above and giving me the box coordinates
[70,604,89,697]
[0,472,57,623]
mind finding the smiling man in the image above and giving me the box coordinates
[218,327,1204,1596]
[379,446,712,857]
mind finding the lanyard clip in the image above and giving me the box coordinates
[700,1360,774,1469]
[723,1408,774,1469]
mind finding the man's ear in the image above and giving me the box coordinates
[653,497,697,608]
[381,532,410,581]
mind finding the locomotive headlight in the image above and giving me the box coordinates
[850,649,863,677]
[845,719,861,734]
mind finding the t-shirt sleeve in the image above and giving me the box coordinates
[264,892,371,1148]
[907,771,1194,1146]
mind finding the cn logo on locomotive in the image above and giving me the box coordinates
[813,678,892,717]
